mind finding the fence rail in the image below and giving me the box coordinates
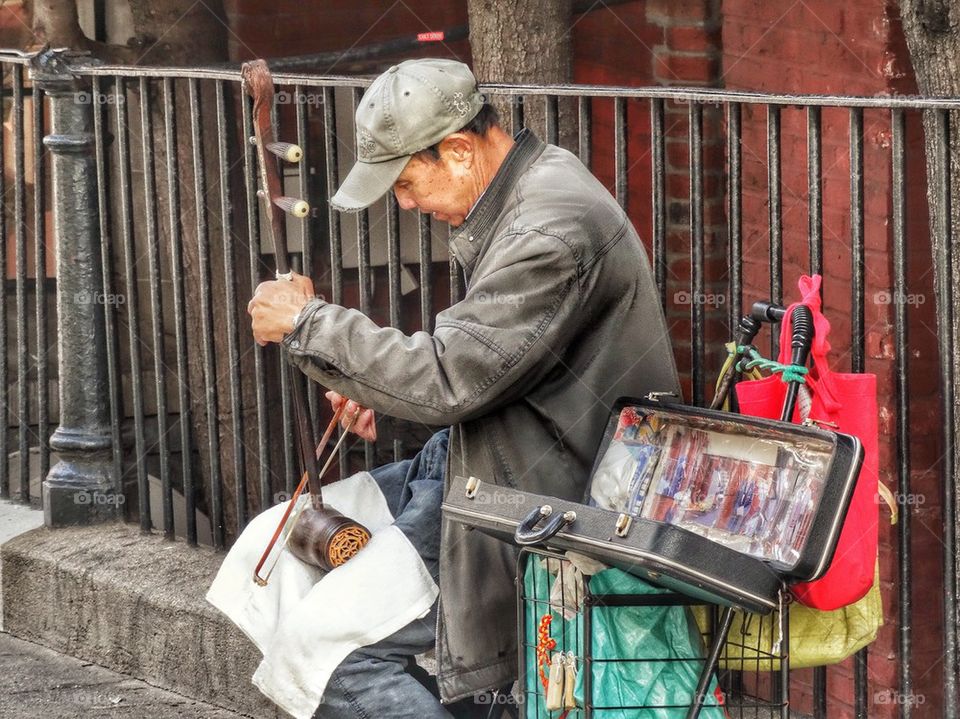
[0,47,956,717]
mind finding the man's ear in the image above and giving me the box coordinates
[438,133,475,167]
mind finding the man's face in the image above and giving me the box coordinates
[392,137,476,227]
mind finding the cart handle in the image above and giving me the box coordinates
[514,505,577,546]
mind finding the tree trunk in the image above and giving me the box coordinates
[896,0,960,706]
[467,0,576,150]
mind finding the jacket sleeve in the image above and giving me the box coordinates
[281,231,582,426]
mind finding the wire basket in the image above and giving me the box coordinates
[517,548,789,719]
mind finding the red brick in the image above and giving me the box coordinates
[665,25,722,53]
[647,0,720,26]
[654,52,721,84]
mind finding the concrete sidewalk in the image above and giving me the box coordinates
[0,630,248,718]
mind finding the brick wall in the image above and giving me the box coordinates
[573,0,728,402]
[224,0,469,65]
[722,1,942,716]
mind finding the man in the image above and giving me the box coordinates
[248,58,679,717]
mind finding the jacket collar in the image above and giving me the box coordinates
[448,129,546,277]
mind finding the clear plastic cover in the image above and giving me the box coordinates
[589,406,835,567]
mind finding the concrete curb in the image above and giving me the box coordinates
[0,522,282,718]
[0,499,44,632]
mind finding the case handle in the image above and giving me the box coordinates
[514,505,577,546]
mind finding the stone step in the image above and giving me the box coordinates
[0,521,282,717]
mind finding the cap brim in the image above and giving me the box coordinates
[330,155,410,212]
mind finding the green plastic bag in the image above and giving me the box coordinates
[691,564,882,671]
[524,557,726,719]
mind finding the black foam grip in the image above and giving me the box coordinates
[790,304,815,366]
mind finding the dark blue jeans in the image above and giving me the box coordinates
[314,430,451,719]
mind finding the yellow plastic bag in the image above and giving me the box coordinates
[693,564,882,671]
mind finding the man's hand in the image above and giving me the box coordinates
[326,390,377,442]
[247,273,315,346]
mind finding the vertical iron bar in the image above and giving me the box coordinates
[651,98,667,310]
[934,108,959,717]
[419,214,433,333]
[850,104,868,719]
[545,95,558,145]
[850,107,865,374]
[814,671,827,719]
[116,76,149,529]
[449,256,462,305]
[163,77,195,543]
[807,106,823,275]
[780,591,791,719]
[511,95,523,135]
[767,104,782,357]
[386,193,402,464]
[215,80,246,532]
[189,78,225,548]
[241,90,270,514]
[892,107,913,719]
[807,105,826,706]
[727,103,742,330]
[689,102,705,407]
[139,77,171,535]
[93,77,124,515]
[352,87,375,470]
[578,96,592,169]
[614,97,627,210]
[294,84,319,437]
[322,87,348,480]
[272,90,295,495]
[0,64,7,499]
[13,64,28,501]
[323,87,343,305]
[32,83,48,487]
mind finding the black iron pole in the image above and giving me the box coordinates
[33,49,118,525]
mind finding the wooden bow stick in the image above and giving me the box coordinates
[253,406,359,586]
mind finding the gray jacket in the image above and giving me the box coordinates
[283,130,680,702]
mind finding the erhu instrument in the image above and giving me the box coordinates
[241,59,370,585]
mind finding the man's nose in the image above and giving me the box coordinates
[394,187,417,211]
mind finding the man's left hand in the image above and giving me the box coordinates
[247,273,315,346]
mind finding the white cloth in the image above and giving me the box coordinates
[206,472,440,719]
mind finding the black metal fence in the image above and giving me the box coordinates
[1,47,957,717]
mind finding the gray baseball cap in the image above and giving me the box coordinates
[331,58,484,212]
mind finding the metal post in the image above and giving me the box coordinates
[32,50,117,525]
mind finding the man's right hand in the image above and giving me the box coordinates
[325,391,377,442]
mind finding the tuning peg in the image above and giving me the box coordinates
[274,196,310,218]
[267,141,303,163]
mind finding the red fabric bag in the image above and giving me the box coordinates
[734,275,878,610]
